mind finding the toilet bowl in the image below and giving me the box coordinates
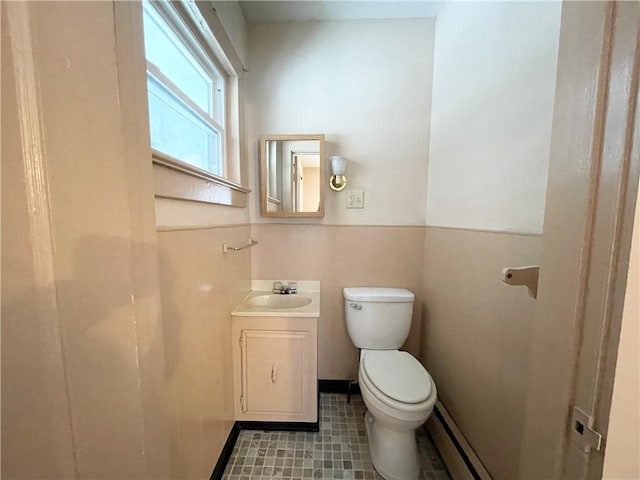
[358,349,436,480]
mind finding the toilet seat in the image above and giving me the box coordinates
[363,350,432,403]
[360,350,435,412]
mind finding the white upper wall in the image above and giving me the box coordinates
[240,1,442,22]
[426,1,561,234]
[213,1,249,67]
[247,19,435,225]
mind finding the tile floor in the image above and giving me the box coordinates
[222,393,450,480]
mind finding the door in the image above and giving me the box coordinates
[292,154,301,211]
[240,328,313,420]
[519,2,640,479]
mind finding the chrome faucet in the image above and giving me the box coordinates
[273,281,297,294]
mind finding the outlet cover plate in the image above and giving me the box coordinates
[347,190,364,209]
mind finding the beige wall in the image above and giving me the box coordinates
[2,2,171,478]
[2,7,76,476]
[247,18,435,226]
[422,227,542,479]
[251,224,425,379]
[157,226,251,478]
[602,177,640,479]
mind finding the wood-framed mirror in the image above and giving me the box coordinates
[260,134,325,218]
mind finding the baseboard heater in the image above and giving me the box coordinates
[426,400,493,480]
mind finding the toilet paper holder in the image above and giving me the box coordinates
[502,265,540,299]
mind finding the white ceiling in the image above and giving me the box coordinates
[239,1,444,22]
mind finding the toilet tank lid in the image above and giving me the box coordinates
[343,287,415,302]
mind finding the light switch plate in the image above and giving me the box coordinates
[346,190,364,209]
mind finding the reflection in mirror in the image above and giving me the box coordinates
[260,134,325,217]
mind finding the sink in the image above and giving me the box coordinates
[244,294,312,309]
[232,281,320,317]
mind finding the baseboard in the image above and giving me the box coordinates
[210,422,240,480]
[319,379,360,395]
[426,401,492,480]
[238,420,319,432]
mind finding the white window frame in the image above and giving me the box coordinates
[143,0,250,206]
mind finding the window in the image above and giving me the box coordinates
[143,1,226,177]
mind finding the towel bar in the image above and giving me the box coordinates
[223,238,258,253]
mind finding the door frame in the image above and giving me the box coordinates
[519,1,639,478]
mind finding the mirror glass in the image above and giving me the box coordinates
[260,134,325,217]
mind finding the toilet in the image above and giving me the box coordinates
[343,287,437,480]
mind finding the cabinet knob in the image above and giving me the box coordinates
[271,363,277,383]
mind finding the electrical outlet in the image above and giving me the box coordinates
[346,190,364,209]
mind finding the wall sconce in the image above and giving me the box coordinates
[329,156,347,191]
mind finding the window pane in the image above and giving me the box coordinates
[148,75,222,175]
[143,3,211,114]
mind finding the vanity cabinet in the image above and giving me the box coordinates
[232,316,317,423]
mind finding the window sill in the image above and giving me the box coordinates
[152,150,250,207]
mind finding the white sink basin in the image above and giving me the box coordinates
[244,294,312,309]
[232,282,320,318]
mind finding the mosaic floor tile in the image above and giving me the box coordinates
[222,393,450,480]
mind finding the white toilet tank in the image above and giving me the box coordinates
[343,287,415,349]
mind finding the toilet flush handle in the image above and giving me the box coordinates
[349,303,363,310]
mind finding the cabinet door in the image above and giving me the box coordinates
[240,329,312,419]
